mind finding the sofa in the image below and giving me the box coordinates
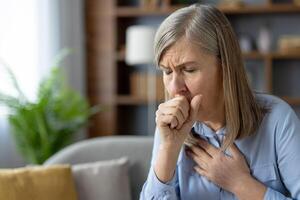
[44,135,154,200]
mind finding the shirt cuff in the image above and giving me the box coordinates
[147,166,177,197]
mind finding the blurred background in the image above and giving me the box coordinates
[0,0,300,167]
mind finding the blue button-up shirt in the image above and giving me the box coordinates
[140,94,300,199]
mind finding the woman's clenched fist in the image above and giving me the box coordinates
[155,94,202,149]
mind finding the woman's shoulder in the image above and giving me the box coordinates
[255,93,298,122]
[255,93,292,112]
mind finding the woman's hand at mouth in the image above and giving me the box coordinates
[155,94,202,150]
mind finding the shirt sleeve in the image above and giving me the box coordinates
[264,102,300,200]
[140,128,180,200]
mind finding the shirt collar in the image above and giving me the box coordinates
[192,121,226,138]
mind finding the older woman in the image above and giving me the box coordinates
[140,4,300,200]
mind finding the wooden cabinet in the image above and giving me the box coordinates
[85,0,300,137]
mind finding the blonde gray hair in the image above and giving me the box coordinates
[154,4,266,149]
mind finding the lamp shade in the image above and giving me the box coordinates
[125,25,156,65]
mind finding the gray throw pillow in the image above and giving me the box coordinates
[72,157,131,200]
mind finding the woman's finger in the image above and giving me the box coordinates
[182,95,202,129]
[159,96,190,120]
[228,143,243,159]
[156,113,178,129]
[186,147,209,170]
[197,138,220,157]
[158,106,186,129]
[194,166,207,176]
[189,145,212,160]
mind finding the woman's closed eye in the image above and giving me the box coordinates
[183,67,197,73]
[158,64,199,75]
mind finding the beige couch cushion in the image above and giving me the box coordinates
[72,157,131,200]
[0,165,77,200]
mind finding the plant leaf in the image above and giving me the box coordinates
[0,58,28,102]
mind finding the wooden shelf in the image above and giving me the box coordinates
[117,95,164,105]
[243,51,267,59]
[219,4,300,14]
[281,97,300,105]
[270,52,300,59]
[116,6,178,17]
[116,4,300,17]
[117,51,300,61]
[243,51,300,60]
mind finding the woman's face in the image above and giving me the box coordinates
[159,38,224,122]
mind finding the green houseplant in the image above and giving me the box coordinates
[0,51,97,164]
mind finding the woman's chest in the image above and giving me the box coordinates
[177,133,288,199]
[177,150,237,200]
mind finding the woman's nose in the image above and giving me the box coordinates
[169,73,187,95]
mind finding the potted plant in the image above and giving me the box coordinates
[0,51,97,164]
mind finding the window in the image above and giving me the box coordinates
[0,0,39,110]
